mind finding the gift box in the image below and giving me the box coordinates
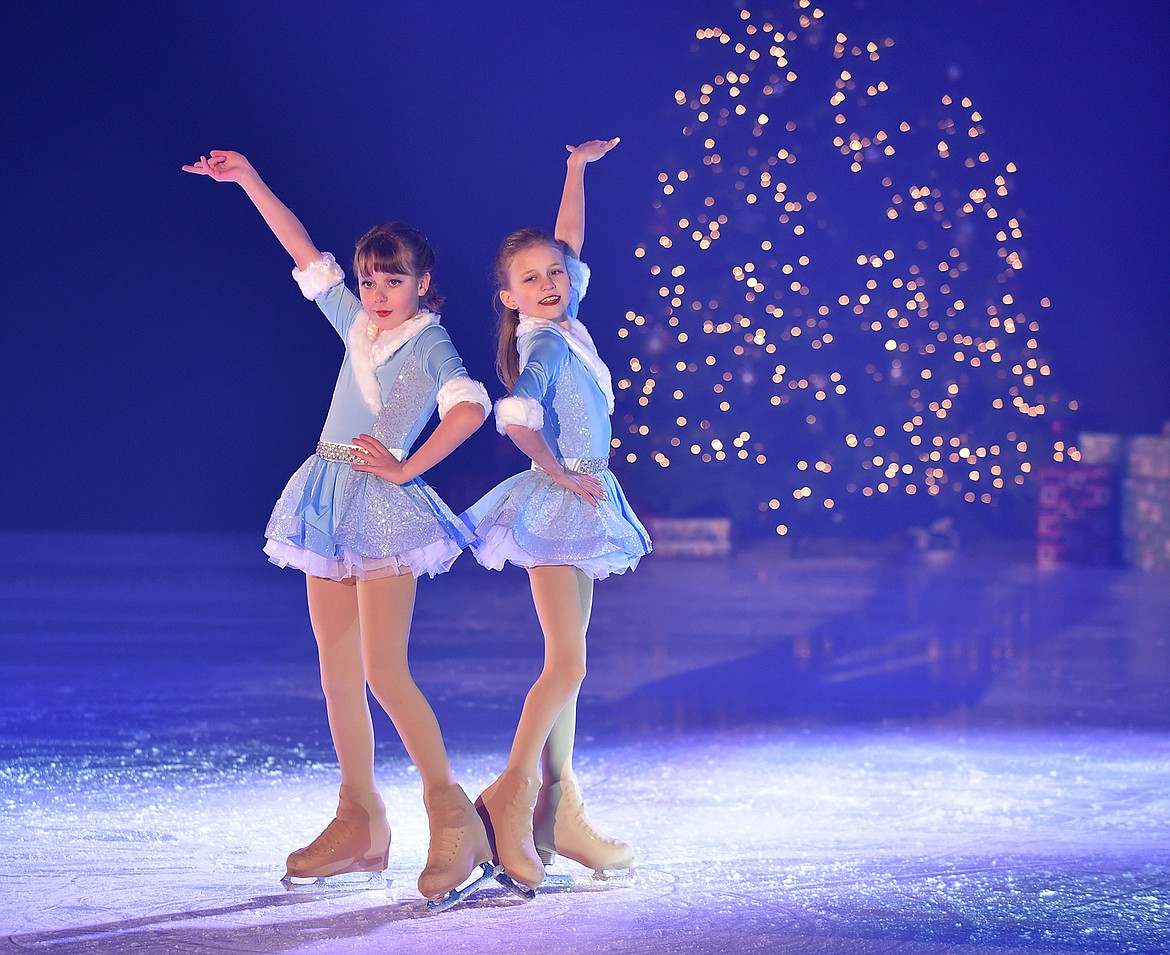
[1077,432,1125,467]
[1122,475,1170,570]
[1035,464,1118,568]
[1127,435,1170,480]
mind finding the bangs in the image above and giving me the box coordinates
[353,234,417,278]
[351,221,443,310]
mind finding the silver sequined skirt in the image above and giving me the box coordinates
[263,454,471,581]
[462,466,652,580]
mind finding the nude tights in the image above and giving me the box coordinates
[305,573,456,799]
[504,565,594,782]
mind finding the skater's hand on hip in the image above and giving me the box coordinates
[351,434,408,484]
[553,467,605,507]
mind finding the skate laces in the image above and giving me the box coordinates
[565,794,624,848]
[426,820,467,865]
[303,816,361,858]
[498,778,535,827]
[570,801,610,844]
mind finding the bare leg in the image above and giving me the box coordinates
[507,565,590,777]
[541,570,594,783]
[305,575,376,790]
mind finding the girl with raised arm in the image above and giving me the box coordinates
[183,150,496,907]
[464,139,652,891]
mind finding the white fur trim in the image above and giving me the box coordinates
[565,316,613,412]
[292,253,345,300]
[346,310,442,413]
[516,315,614,413]
[437,376,491,420]
[566,255,590,300]
[495,396,544,434]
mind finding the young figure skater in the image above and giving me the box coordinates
[183,150,496,905]
[464,138,652,891]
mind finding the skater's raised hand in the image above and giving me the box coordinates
[181,149,319,270]
[565,138,620,166]
[182,150,257,185]
[556,138,618,257]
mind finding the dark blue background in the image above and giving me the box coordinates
[3,0,1166,532]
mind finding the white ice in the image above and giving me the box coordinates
[1,533,1168,953]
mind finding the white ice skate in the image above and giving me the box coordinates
[473,770,546,894]
[532,777,637,890]
[281,785,391,892]
[421,783,499,912]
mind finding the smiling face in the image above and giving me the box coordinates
[358,269,430,332]
[499,243,571,321]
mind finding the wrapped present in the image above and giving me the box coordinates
[1035,465,1118,567]
[1127,435,1170,480]
[1122,476,1170,570]
[1077,432,1125,467]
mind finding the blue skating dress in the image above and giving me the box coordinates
[263,254,490,581]
[463,257,651,580]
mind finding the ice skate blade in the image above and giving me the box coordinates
[494,869,537,901]
[590,865,637,887]
[427,863,503,913]
[538,866,637,891]
[281,870,388,892]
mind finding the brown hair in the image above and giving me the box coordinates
[492,228,572,389]
[353,222,444,311]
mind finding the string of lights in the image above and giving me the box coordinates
[614,1,1078,535]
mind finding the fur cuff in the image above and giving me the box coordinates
[292,253,345,300]
[495,396,544,434]
[566,255,591,300]
[437,376,491,420]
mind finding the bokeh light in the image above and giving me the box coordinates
[616,2,1076,532]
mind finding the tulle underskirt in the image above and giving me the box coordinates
[264,454,471,581]
[463,467,651,580]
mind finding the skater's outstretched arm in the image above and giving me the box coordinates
[554,138,619,259]
[182,150,320,270]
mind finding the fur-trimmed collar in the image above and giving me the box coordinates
[517,315,614,413]
[347,309,441,413]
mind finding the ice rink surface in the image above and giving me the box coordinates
[1,533,1167,954]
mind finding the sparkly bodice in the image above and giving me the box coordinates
[545,356,611,460]
[514,329,612,461]
[370,354,434,452]
[306,281,469,451]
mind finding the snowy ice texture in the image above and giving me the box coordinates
[1,532,1168,953]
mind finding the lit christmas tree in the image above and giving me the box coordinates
[615,1,1079,536]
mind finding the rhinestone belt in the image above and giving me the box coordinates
[531,456,610,476]
[316,440,405,464]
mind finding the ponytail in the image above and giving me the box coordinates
[495,305,521,390]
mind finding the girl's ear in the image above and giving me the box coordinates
[499,288,518,311]
[417,272,431,296]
